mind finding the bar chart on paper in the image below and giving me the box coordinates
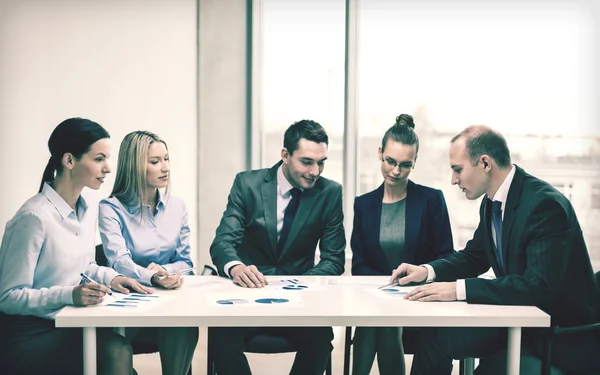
[96,293,170,310]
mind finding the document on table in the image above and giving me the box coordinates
[91,292,171,310]
[206,290,304,306]
[265,277,323,291]
[367,285,416,299]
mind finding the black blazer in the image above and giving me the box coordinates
[351,180,455,276]
[210,161,346,276]
[430,165,600,328]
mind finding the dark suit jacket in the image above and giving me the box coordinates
[351,181,455,276]
[430,165,600,328]
[210,162,346,276]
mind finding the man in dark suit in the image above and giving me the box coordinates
[390,125,600,375]
[209,119,345,375]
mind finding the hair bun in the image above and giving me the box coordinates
[395,114,415,129]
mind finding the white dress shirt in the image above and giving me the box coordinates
[424,165,516,300]
[0,183,118,319]
[224,165,301,277]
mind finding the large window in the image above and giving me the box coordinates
[260,0,345,183]
[257,0,600,268]
[357,1,599,257]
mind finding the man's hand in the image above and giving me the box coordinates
[230,264,268,288]
[390,263,429,285]
[405,282,457,302]
[110,276,154,295]
[73,283,111,306]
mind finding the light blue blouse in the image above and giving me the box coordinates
[98,190,193,286]
[0,183,119,319]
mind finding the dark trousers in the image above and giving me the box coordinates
[210,326,333,375]
[0,313,133,375]
[410,327,600,375]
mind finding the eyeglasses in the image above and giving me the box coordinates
[382,157,414,170]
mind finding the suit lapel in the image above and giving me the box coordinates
[501,166,525,269]
[262,164,280,258]
[281,185,321,255]
[404,181,421,265]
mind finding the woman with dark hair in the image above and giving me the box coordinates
[350,114,455,375]
[98,130,198,375]
[0,118,150,375]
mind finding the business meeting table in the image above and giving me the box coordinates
[55,275,550,375]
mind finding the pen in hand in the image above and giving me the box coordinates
[80,272,113,296]
[378,281,400,290]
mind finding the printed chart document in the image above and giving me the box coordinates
[265,277,323,291]
[367,285,417,300]
[205,289,304,307]
[91,292,171,311]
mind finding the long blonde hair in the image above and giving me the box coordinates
[110,131,170,217]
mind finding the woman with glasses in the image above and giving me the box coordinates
[98,130,198,375]
[350,114,455,375]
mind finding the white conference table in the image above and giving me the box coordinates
[55,276,550,375]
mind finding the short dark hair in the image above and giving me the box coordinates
[381,114,419,153]
[39,117,110,192]
[283,119,328,155]
[451,125,511,168]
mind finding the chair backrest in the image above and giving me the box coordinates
[595,271,600,289]
[201,265,218,276]
[95,244,109,267]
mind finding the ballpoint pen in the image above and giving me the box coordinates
[378,280,400,289]
[80,272,113,296]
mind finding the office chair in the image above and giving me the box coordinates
[202,265,333,375]
[94,244,192,375]
[343,326,471,375]
[539,271,600,375]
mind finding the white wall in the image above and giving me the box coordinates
[0,0,199,260]
[197,0,249,268]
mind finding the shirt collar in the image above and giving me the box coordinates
[41,182,88,220]
[277,164,303,196]
[124,189,167,214]
[489,164,516,209]
[156,189,166,210]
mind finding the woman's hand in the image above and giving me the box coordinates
[110,276,153,295]
[150,270,184,289]
[72,283,111,306]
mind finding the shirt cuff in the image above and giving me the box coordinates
[98,267,120,285]
[61,285,76,305]
[422,264,436,282]
[140,268,159,287]
[456,279,466,300]
[224,261,244,278]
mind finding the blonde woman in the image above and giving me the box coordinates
[99,131,198,375]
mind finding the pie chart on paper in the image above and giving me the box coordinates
[282,284,308,290]
[255,298,290,304]
[216,298,250,305]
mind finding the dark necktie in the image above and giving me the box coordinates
[491,200,504,271]
[277,188,302,253]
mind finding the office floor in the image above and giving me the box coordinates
[133,326,464,375]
